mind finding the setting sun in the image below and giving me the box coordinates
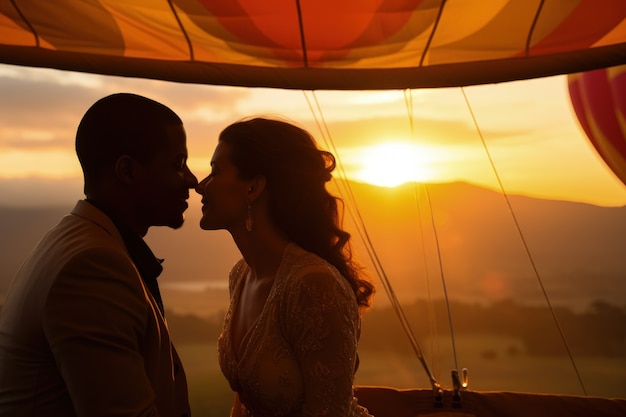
[351,142,437,187]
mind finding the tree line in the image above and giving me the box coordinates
[163,298,626,357]
[358,298,626,357]
[2,298,622,357]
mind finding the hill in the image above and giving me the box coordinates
[1,181,625,314]
[342,181,626,310]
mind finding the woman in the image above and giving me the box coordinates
[196,117,375,417]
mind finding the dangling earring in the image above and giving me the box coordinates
[245,204,254,232]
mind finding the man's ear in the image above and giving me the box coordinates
[247,175,267,203]
[115,155,136,184]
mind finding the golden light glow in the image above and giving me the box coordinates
[0,150,80,179]
[352,142,437,187]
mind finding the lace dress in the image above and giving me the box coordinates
[218,243,373,417]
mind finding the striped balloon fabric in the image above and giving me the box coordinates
[0,0,625,89]
[569,65,626,186]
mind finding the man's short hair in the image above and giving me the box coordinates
[76,93,182,193]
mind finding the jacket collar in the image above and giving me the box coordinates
[72,199,165,314]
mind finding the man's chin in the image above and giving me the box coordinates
[154,214,186,230]
[169,216,186,230]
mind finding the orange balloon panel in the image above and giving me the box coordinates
[568,65,626,186]
[0,0,625,89]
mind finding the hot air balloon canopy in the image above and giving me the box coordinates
[568,64,626,186]
[0,0,625,90]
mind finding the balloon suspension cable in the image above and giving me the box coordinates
[403,90,442,382]
[302,90,444,402]
[404,89,466,402]
[459,87,587,396]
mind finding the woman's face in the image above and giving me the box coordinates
[196,141,251,231]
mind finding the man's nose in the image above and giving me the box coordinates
[195,177,207,194]
[186,167,198,188]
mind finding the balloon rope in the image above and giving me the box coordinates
[526,1,545,56]
[294,0,309,67]
[403,89,460,374]
[420,0,447,67]
[8,0,39,47]
[167,0,195,60]
[459,87,588,395]
[302,90,443,394]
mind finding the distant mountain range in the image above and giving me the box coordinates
[1,181,625,314]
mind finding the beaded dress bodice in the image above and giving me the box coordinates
[217,244,372,417]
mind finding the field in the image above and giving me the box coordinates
[178,344,232,417]
[177,335,626,417]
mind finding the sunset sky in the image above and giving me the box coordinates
[1,62,625,207]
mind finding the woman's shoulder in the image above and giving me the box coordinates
[280,244,352,296]
[283,243,334,275]
[278,244,359,326]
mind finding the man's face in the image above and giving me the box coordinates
[134,124,198,232]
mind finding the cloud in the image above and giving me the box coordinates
[0,68,104,122]
[0,135,71,151]
[0,64,274,179]
[2,64,544,156]
[0,67,107,152]
[0,64,255,157]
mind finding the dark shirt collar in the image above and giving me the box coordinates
[85,199,165,315]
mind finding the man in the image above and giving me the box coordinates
[0,93,197,416]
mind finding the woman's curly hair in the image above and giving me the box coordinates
[219,116,374,309]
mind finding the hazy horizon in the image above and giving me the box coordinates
[1,174,625,209]
[2,180,624,317]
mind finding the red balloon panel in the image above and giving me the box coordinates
[568,65,626,187]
